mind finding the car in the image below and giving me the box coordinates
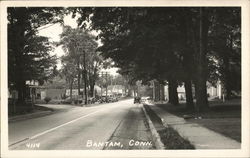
[112,97,118,102]
[97,96,108,103]
[88,97,97,104]
[108,96,118,102]
[141,96,151,103]
[61,97,72,104]
[61,97,83,104]
[140,96,152,104]
[134,97,141,104]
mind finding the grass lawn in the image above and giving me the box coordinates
[156,98,241,142]
[8,104,53,117]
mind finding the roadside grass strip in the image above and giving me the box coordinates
[144,104,195,149]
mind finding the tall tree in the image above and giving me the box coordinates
[59,26,100,101]
[87,52,103,97]
[208,8,241,99]
[72,7,241,110]
[192,8,210,111]
[8,7,64,105]
[61,55,78,100]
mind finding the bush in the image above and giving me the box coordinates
[158,127,195,149]
[44,97,51,104]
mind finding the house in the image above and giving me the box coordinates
[150,80,223,102]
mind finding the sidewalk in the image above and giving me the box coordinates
[144,103,241,149]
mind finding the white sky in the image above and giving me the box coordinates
[38,14,118,76]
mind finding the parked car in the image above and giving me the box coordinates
[141,96,151,103]
[134,97,141,104]
[61,97,82,104]
[97,96,107,103]
[88,97,97,104]
[111,97,118,102]
[61,97,72,104]
[73,99,83,104]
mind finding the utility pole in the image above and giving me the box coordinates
[83,49,87,105]
[77,60,80,104]
[99,71,110,101]
[76,40,82,105]
[101,72,104,97]
[110,75,113,96]
[105,72,108,102]
[101,86,102,97]
[76,40,88,106]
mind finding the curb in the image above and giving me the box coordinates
[9,110,53,122]
[142,104,165,150]
[145,103,241,149]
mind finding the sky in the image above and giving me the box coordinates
[38,14,118,76]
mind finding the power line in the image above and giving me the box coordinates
[37,23,58,31]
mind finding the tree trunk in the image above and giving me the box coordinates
[16,79,26,105]
[77,61,81,99]
[184,79,194,110]
[195,80,208,112]
[195,8,209,112]
[124,85,127,96]
[101,87,103,97]
[181,9,195,111]
[223,35,234,99]
[70,79,73,100]
[15,47,26,106]
[83,55,87,105]
[128,86,133,97]
[224,55,232,99]
[14,12,27,106]
[160,84,165,101]
[168,79,179,105]
[153,81,160,101]
[89,67,98,98]
[89,83,95,97]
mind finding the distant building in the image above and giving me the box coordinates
[207,81,223,99]
[26,80,66,101]
[100,85,126,97]
[150,80,165,101]
[65,85,102,98]
[65,88,83,98]
[177,85,186,100]
[150,80,223,102]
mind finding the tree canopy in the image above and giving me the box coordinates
[7,7,241,110]
[8,7,65,103]
[59,26,102,99]
[71,7,241,111]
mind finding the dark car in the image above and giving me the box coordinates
[88,97,97,104]
[61,97,72,104]
[134,97,141,104]
[98,96,108,103]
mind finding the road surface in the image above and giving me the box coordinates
[9,99,154,150]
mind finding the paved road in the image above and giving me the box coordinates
[9,99,154,150]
